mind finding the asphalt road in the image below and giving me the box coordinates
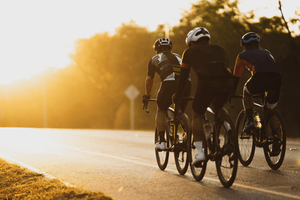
[0,128,299,200]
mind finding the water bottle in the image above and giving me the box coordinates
[254,113,262,129]
[168,122,174,138]
[203,120,213,140]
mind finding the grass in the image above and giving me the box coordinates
[0,158,113,200]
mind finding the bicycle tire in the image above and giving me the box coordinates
[188,120,207,181]
[155,127,170,170]
[263,109,286,170]
[215,114,238,188]
[174,113,189,175]
[236,110,255,166]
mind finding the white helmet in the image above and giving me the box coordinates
[185,27,211,46]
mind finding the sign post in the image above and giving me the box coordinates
[125,85,140,130]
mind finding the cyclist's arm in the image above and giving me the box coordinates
[145,76,153,96]
[146,59,155,96]
[177,62,190,97]
[232,55,248,95]
[265,49,276,61]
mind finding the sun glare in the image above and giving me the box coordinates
[0,0,298,86]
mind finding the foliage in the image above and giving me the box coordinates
[0,0,299,137]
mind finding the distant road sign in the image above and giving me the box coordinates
[125,85,140,130]
[125,85,140,100]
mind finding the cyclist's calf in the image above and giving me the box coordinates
[192,112,205,142]
[266,90,278,109]
[156,108,167,132]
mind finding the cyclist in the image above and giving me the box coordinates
[142,38,191,151]
[232,32,281,136]
[173,27,233,166]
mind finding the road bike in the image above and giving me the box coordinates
[188,93,238,188]
[143,97,193,175]
[232,92,286,170]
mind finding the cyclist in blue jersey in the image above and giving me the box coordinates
[142,38,191,151]
[232,32,281,137]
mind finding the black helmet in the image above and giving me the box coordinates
[153,38,172,52]
[240,32,260,47]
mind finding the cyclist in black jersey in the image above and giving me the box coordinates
[142,38,191,150]
[173,27,233,166]
[232,32,281,134]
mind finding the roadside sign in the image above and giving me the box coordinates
[125,84,140,100]
[125,85,140,130]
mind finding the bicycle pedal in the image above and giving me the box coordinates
[167,146,174,152]
[193,161,204,168]
[257,139,267,147]
[207,153,216,161]
[269,151,280,157]
[240,136,251,139]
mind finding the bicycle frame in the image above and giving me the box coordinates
[167,97,193,152]
[143,97,193,174]
[204,107,223,161]
[190,104,238,187]
[232,93,286,170]
[231,94,268,147]
[143,97,193,152]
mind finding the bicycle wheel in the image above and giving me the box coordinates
[215,114,238,188]
[188,122,207,181]
[174,113,189,175]
[236,110,255,166]
[263,110,286,170]
[155,127,170,170]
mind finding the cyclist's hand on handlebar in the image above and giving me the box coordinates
[142,95,151,112]
[142,94,150,104]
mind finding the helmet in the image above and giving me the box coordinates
[153,38,172,52]
[240,32,260,47]
[185,27,211,46]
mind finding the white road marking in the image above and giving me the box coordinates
[54,144,300,200]
[0,153,74,188]
[1,142,299,200]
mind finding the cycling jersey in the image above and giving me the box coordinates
[147,51,191,111]
[181,43,232,79]
[147,52,181,81]
[233,46,282,109]
[233,47,281,77]
[157,81,191,111]
[178,43,233,115]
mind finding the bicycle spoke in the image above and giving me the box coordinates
[236,110,255,166]
[174,114,189,175]
[155,128,169,170]
[215,115,238,188]
[263,110,286,170]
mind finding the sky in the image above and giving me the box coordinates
[0,0,299,86]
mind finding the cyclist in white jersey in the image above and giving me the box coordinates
[142,38,191,150]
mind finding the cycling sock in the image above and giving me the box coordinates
[159,131,166,142]
[246,108,254,123]
[194,141,203,152]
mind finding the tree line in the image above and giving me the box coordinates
[0,0,299,137]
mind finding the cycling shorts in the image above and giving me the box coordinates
[245,72,281,104]
[192,79,233,115]
[157,80,191,111]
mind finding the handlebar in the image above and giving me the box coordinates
[229,94,265,108]
[230,95,243,98]
[143,99,156,113]
[143,97,194,113]
[230,94,263,99]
